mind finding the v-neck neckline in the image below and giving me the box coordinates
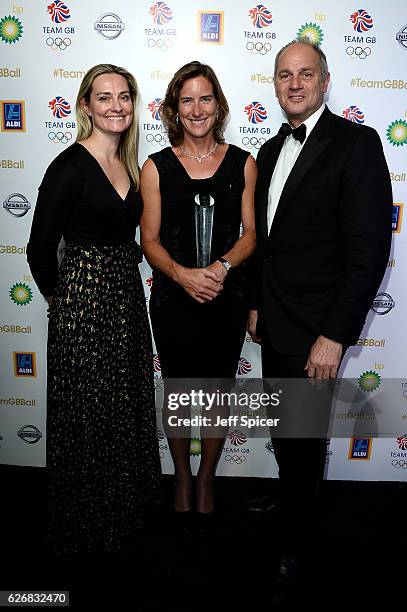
[169,144,231,181]
[76,142,131,202]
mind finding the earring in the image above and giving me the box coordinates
[175,113,179,125]
[216,108,219,120]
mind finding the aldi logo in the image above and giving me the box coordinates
[199,11,223,44]
[392,203,403,233]
[1,100,25,131]
[13,352,36,377]
[348,437,372,460]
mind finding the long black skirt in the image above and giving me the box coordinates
[46,242,161,555]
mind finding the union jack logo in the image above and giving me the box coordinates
[350,8,373,33]
[47,1,70,23]
[148,98,162,120]
[249,5,273,28]
[342,105,365,124]
[48,96,71,118]
[244,101,267,124]
[149,2,173,25]
[237,357,252,375]
[153,354,161,372]
[396,434,407,451]
[228,430,247,446]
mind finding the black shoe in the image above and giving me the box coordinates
[271,553,303,605]
[245,495,279,514]
[170,508,194,532]
[195,511,216,535]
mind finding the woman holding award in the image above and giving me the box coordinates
[141,61,256,519]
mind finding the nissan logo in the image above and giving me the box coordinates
[371,292,395,315]
[17,425,42,444]
[3,193,31,217]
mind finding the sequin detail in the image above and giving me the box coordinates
[46,241,161,555]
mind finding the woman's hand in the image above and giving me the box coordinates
[175,266,223,303]
[206,260,228,284]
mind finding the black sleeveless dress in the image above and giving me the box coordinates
[148,145,250,378]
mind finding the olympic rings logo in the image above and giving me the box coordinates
[392,459,407,468]
[346,46,372,60]
[246,41,272,55]
[48,131,73,144]
[225,454,247,463]
[241,136,266,150]
[46,37,72,51]
[147,38,174,51]
[146,133,169,146]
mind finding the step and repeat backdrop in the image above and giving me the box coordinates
[1,0,406,480]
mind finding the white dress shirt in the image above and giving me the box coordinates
[267,104,326,234]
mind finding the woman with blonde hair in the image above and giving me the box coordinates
[27,64,161,555]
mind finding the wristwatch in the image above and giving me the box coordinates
[218,257,232,272]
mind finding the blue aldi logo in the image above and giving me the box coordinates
[199,11,223,44]
[13,352,36,377]
[392,203,403,233]
[1,100,25,132]
[348,437,372,460]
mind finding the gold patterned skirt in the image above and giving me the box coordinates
[46,241,161,555]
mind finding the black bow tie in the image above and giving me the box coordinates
[277,122,307,144]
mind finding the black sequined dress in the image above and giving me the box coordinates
[27,143,161,555]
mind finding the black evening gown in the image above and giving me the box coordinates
[27,143,161,555]
[148,145,250,379]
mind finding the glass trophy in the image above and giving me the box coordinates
[194,193,215,268]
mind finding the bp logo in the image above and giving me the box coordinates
[296,23,323,46]
[358,371,381,392]
[190,437,201,456]
[386,120,407,147]
[0,15,23,44]
[9,283,33,306]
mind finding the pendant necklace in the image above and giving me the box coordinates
[180,142,217,163]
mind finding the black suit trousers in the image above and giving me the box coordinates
[261,337,329,550]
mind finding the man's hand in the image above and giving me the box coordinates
[305,335,343,379]
[247,309,261,344]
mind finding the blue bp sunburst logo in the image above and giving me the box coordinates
[9,283,33,306]
[296,22,324,46]
[0,15,23,43]
[190,437,201,456]
[386,120,407,147]
[358,370,381,392]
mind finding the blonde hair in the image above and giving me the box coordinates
[76,64,140,189]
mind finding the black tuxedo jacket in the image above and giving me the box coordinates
[253,107,393,354]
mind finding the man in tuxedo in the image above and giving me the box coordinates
[247,40,392,601]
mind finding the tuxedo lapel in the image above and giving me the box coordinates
[267,108,334,239]
[257,136,286,241]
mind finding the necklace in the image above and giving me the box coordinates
[180,142,217,163]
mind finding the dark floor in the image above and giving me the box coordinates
[1,466,406,609]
